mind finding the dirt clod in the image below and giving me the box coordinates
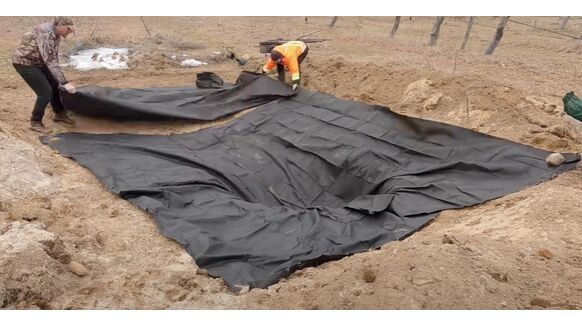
[69,261,89,277]
[362,267,377,283]
[538,249,554,260]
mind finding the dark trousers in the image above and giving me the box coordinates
[277,46,309,83]
[13,63,65,122]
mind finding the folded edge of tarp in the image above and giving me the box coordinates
[60,72,297,121]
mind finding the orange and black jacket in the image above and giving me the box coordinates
[263,41,307,84]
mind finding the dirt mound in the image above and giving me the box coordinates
[399,78,455,112]
[0,221,72,309]
[0,131,59,203]
[303,56,581,154]
[129,52,180,70]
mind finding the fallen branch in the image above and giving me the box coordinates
[297,38,331,43]
[297,29,322,40]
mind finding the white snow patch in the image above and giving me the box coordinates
[68,48,130,71]
[180,59,207,67]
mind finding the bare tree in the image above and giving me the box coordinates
[390,16,401,38]
[460,16,475,50]
[560,16,571,30]
[485,16,510,55]
[139,17,152,38]
[428,17,445,46]
[328,16,339,28]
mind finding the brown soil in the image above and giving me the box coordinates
[1,16,582,309]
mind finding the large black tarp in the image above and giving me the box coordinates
[60,74,296,121]
[44,77,580,290]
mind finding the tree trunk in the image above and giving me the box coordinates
[485,16,510,55]
[390,16,401,38]
[560,16,570,30]
[460,16,475,50]
[428,17,445,46]
[328,16,339,28]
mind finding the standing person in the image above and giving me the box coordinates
[12,16,77,133]
[261,40,309,90]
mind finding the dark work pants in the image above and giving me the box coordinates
[13,63,65,122]
[276,46,309,83]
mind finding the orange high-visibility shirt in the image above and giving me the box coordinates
[263,41,307,83]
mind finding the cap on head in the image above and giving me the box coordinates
[270,50,283,62]
[54,16,74,27]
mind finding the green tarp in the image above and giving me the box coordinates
[564,91,582,121]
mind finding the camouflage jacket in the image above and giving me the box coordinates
[12,22,68,85]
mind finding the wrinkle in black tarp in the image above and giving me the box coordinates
[44,77,580,290]
[60,73,296,121]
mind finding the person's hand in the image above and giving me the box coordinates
[62,83,76,94]
[292,84,298,91]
